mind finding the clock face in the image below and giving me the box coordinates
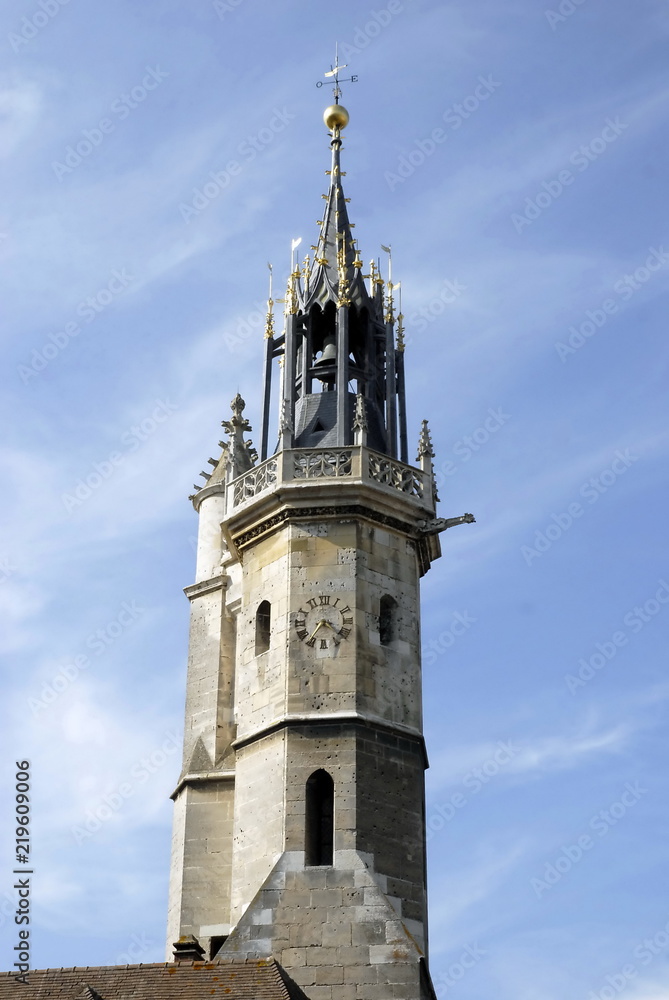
[294,595,353,649]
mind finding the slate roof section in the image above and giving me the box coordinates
[301,131,370,313]
[0,959,306,999]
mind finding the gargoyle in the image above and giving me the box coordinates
[417,513,476,535]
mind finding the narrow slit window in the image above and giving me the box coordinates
[379,595,397,646]
[255,600,271,655]
[305,769,334,866]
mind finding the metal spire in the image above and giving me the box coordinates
[381,244,395,323]
[309,88,357,303]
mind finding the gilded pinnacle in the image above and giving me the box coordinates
[397,314,405,352]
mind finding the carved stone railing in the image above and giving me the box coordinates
[367,453,424,500]
[228,446,433,512]
[232,458,278,507]
[293,449,353,479]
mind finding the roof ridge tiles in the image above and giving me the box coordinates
[0,957,298,1000]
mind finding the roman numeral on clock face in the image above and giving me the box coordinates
[294,597,354,645]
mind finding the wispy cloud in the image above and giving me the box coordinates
[429,721,630,792]
[429,840,530,948]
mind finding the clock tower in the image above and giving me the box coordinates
[166,91,473,1000]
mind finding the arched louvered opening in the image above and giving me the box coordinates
[305,769,334,866]
[380,594,397,646]
[311,302,337,392]
[347,304,366,370]
[255,600,271,655]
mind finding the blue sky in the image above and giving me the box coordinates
[1,0,668,997]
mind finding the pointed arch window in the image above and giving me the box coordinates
[305,769,334,867]
[380,594,397,646]
[255,600,271,655]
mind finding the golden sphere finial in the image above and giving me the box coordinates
[323,104,349,130]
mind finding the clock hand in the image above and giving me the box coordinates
[307,619,329,642]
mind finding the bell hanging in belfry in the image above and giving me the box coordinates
[315,331,337,366]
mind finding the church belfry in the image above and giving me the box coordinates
[167,74,474,1000]
[258,102,407,463]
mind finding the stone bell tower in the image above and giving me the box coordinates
[166,82,474,1000]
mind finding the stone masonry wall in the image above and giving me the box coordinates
[219,849,427,1000]
[166,777,235,955]
[222,723,428,979]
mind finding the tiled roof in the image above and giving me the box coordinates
[0,958,304,999]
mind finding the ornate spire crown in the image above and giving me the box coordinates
[254,60,410,463]
[188,55,475,542]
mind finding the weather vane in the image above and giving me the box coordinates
[316,43,358,102]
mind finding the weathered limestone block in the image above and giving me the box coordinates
[218,851,428,1000]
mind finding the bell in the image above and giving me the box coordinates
[315,333,337,365]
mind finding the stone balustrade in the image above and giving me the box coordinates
[227,446,434,514]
